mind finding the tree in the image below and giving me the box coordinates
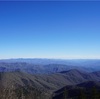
[91,86,99,99]
[79,89,86,99]
[63,88,68,99]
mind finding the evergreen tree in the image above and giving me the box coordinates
[63,88,68,99]
[79,89,86,99]
[91,86,99,99]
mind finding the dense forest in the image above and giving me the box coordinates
[0,86,51,99]
[53,86,100,99]
[0,86,100,99]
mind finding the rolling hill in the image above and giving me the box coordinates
[0,69,100,99]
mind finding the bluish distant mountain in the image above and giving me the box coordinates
[0,59,100,74]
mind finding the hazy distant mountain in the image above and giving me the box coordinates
[0,59,100,74]
[0,58,100,65]
[0,58,100,67]
[0,62,79,74]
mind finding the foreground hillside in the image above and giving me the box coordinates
[0,71,51,99]
[0,69,100,99]
[53,81,100,99]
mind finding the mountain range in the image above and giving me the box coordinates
[0,59,100,74]
[0,69,100,98]
[0,59,100,99]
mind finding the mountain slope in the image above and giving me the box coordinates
[0,71,52,99]
[1,69,100,99]
[1,59,100,74]
[53,81,100,99]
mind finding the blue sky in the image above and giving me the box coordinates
[0,1,100,59]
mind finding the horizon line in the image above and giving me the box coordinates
[0,58,100,60]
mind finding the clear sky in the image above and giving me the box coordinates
[0,1,100,59]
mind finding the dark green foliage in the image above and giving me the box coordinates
[53,87,100,99]
[0,86,49,99]
[78,89,86,99]
[63,88,68,99]
[91,86,100,99]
